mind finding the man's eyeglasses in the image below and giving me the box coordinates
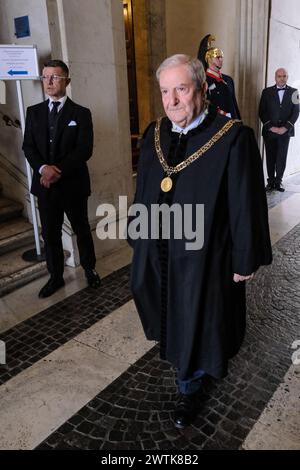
[40,75,68,82]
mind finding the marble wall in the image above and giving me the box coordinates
[235,0,270,136]
[46,0,133,262]
[0,0,134,264]
[132,0,239,133]
[0,0,51,205]
[165,0,238,77]
[164,0,272,139]
[267,0,300,175]
[133,0,240,131]
[132,0,167,132]
[132,0,152,133]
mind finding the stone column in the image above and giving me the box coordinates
[235,0,270,137]
[132,0,167,130]
[46,0,133,265]
[147,0,167,121]
[133,0,151,133]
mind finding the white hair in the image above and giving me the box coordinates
[156,54,206,90]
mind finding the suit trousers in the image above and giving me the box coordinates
[177,368,205,395]
[264,134,290,184]
[38,192,96,280]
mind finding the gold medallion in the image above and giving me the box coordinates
[161,176,173,192]
[154,117,239,184]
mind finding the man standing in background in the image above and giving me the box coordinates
[23,59,101,298]
[259,68,299,192]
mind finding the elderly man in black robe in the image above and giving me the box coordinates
[128,54,272,429]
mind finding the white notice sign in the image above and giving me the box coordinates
[0,44,39,80]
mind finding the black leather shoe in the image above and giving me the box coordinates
[274,183,285,192]
[265,183,274,192]
[38,277,65,298]
[85,269,101,288]
[173,393,197,429]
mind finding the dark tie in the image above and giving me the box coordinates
[49,101,60,124]
[48,101,60,163]
[277,87,286,91]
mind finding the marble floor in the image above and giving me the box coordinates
[0,173,299,451]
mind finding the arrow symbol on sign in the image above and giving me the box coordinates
[7,70,28,76]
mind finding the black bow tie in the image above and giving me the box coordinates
[277,87,287,91]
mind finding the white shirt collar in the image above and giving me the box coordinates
[48,95,67,112]
[171,108,208,135]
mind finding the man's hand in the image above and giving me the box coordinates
[40,165,61,188]
[277,126,288,135]
[233,273,254,282]
[270,126,288,135]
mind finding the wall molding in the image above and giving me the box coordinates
[235,0,270,138]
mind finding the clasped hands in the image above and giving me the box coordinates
[40,165,61,188]
[270,126,288,135]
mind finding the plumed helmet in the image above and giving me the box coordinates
[197,34,224,70]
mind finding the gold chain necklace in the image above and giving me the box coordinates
[155,117,240,192]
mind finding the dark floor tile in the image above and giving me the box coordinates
[31,221,300,451]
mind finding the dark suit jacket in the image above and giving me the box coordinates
[259,85,299,138]
[23,97,93,199]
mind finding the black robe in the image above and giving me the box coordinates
[129,108,272,380]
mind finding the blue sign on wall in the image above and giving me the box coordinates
[14,16,30,38]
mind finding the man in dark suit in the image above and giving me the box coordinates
[197,34,241,119]
[259,68,299,192]
[23,59,101,298]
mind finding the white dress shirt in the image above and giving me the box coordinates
[171,108,208,135]
[277,86,286,104]
[48,94,67,112]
